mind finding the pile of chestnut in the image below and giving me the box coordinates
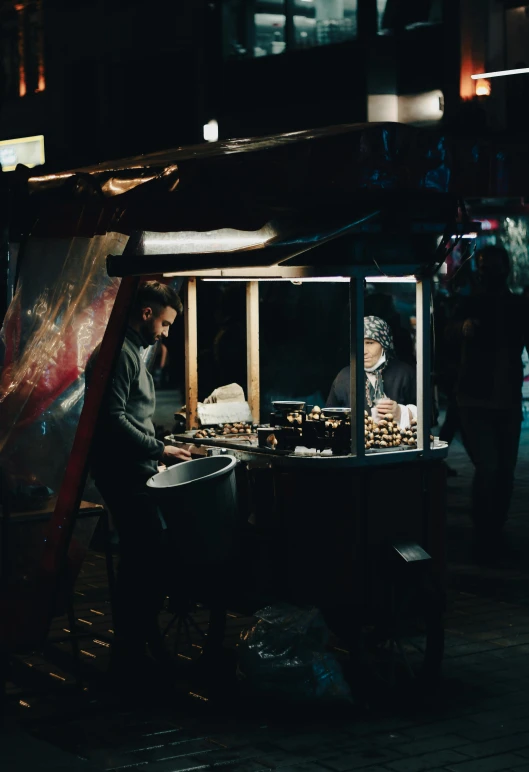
[307,405,347,430]
[365,411,418,450]
[193,421,257,440]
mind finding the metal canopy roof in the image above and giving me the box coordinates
[22,122,525,272]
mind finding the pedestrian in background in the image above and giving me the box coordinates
[449,246,529,564]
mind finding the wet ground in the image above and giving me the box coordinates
[3,414,529,772]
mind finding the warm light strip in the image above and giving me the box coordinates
[200,276,417,283]
[201,277,350,283]
[366,276,417,283]
[471,67,529,79]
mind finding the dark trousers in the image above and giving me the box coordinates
[95,476,167,658]
[459,406,522,540]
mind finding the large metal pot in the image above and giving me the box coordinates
[146,455,238,565]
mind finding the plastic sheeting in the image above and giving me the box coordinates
[237,603,353,705]
[0,233,126,586]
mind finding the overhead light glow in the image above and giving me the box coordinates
[451,233,477,239]
[471,67,529,80]
[174,276,419,284]
[201,277,351,283]
[143,224,277,254]
[368,90,444,124]
[203,119,218,142]
[475,78,491,96]
[365,276,417,283]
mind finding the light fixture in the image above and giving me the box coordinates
[472,218,498,232]
[450,233,478,239]
[200,277,351,283]
[475,79,491,97]
[169,275,421,284]
[471,67,529,80]
[365,276,417,283]
[203,119,219,142]
[475,78,491,97]
[144,224,277,254]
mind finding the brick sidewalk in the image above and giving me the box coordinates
[4,429,529,772]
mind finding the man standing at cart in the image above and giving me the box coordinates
[86,280,191,683]
[449,246,529,564]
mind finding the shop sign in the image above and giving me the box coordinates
[0,135,45,172]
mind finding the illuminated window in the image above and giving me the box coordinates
[0,0,45,99]
[0,9,21,100]
[377,0,442,35]
[293,0,357,50]
[26,1,46,93]
[254,2,286,57]
[224,0,357,59]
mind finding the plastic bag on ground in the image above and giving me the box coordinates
[237,602,353,705]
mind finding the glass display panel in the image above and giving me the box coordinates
[361,281,420,457]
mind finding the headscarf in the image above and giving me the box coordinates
[363,316,395,407]
[364,316,394,354]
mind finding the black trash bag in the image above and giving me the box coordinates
[237,603,353,704]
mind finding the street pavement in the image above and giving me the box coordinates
[3,423,529,772]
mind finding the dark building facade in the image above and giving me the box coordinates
[0,1,526,170]
[214,0,450,139]
[0,0,209,170]
[214,0,529,140]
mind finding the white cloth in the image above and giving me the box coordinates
[203,383,245,404]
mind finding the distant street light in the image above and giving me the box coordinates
[203,120,219,142]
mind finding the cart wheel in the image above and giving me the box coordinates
[163,606,207,658]
[359,576,445,697]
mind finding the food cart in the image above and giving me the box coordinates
[0,122,509,693]
[149,252,451,685]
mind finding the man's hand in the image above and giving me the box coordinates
[162,444,192,464]
[376,398,401,422]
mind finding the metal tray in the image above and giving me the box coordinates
[366,445,413,453]
[272,400,306,412]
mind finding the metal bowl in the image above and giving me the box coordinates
[322,407,351,418]
[272,400,306,413]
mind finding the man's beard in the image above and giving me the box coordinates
[141,322,158,347]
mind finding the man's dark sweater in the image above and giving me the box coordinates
[86,327,164,483]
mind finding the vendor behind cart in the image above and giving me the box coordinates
[326,315,417,428]
[85,281,191,684]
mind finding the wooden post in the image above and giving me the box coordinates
[185,278,198,430]
[246,280,260,424]
[350,278,365,457]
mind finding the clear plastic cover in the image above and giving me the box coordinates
[0,233,126,586]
